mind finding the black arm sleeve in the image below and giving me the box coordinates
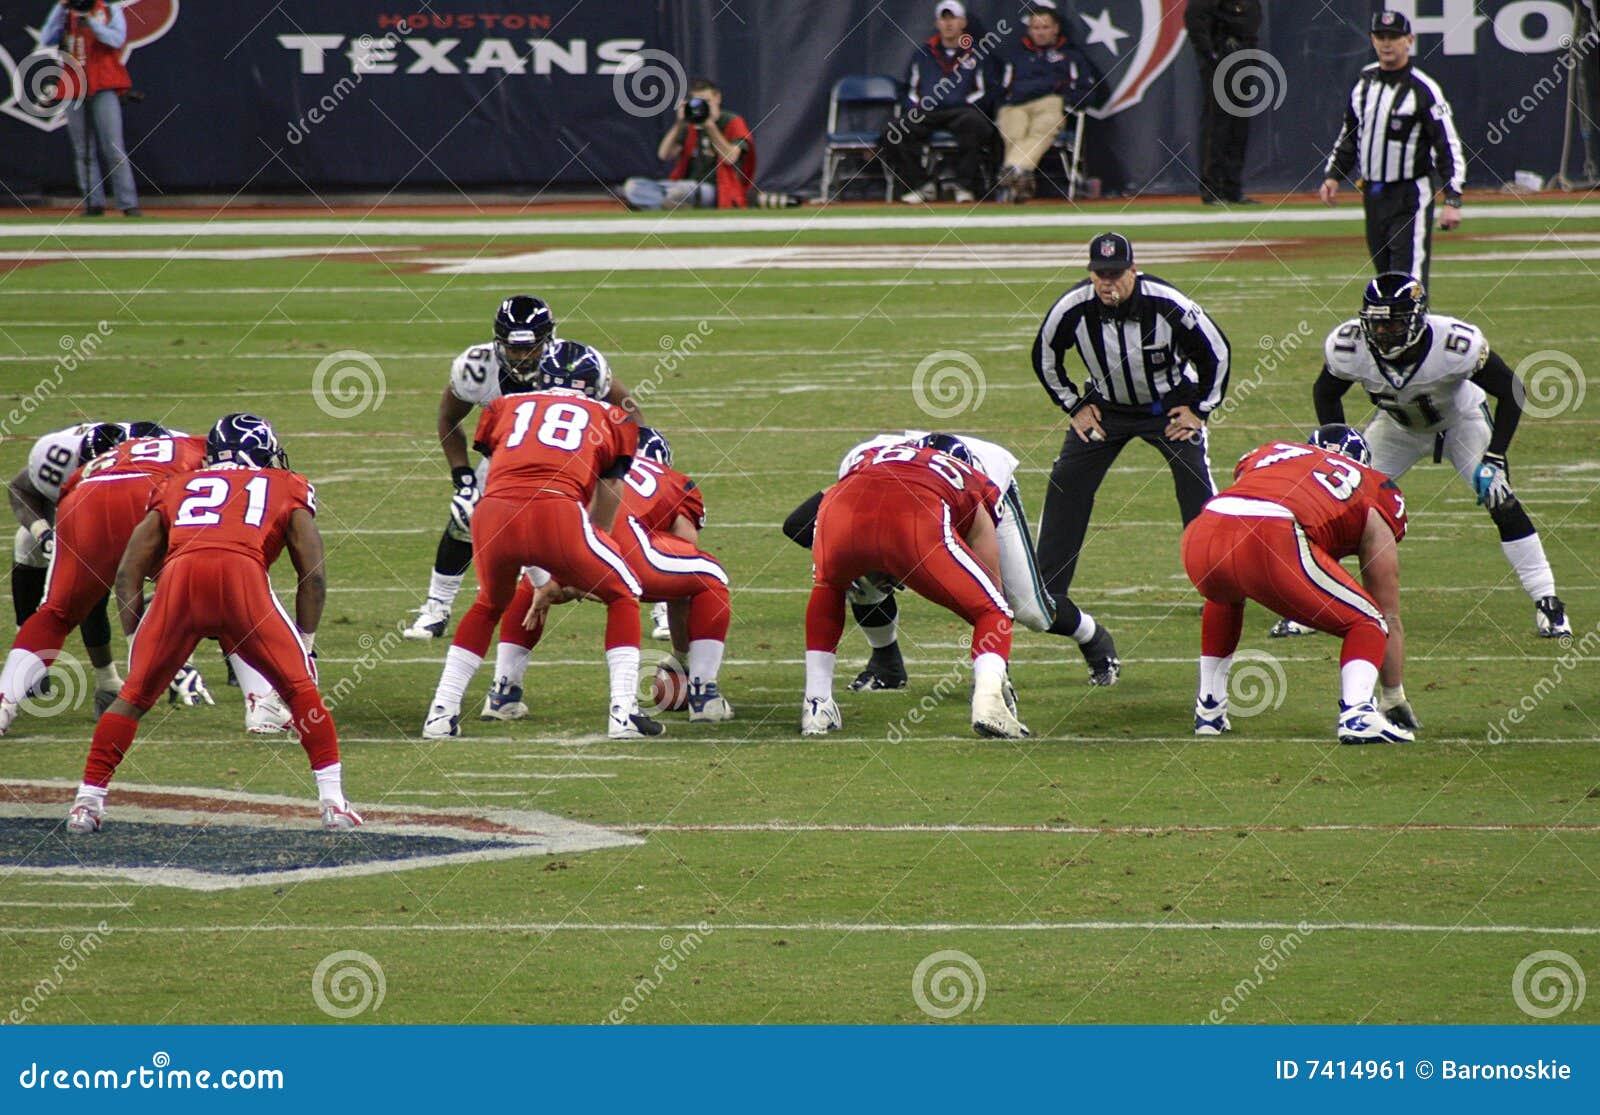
[782,490,825,549]
[1312,365,1353,424]
[1471,349,1523,456]
[599,455,632,480]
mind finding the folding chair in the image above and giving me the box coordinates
[1052,110,1089,200]
[821,74,902,202]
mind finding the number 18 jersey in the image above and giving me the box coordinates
[151,465,317,568]
[1323,313,1489,433]
[473,388,637,503]
[1226,442,1407,558]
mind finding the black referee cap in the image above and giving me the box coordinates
[1087,231,1133,271]
[1371,10,1411,35]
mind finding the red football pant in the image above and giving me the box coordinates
[13,480,144,660]
[1181,512,1388,668]
[809,487,1012,658]
[458,495,641,658]
[84,554,336,788]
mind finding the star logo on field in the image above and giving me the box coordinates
[1079,8,1129,55]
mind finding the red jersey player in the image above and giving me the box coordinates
[422,347,659,740]
[1180,424,1415,744]
[66,414,359,834]
[804,442,1027,739]
[489,426,733,723]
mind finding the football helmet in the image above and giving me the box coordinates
[125,420,172,439]
[1359,272,1428,359]
[494,295,556,384]
[636,426,673,467]
[78,422,127,466]
[537,339,613,399]
[1307,423,1371,466]
[918,432,982,472]
[206,413,285,468]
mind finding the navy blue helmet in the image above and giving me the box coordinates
[494,295,556,382]
[537,339,613,400]
[636,426,673,467]
[918,432,980,471]
[125,420,172,439]
[78,422,127,466]
[1308,423,1371,466]
[1360,272,1428,359]
[206,413,285,468]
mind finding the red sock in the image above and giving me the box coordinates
[805,586,847,652]
[1201,601,1246,658]
[688,584,731,642]
[499,579,539,649]
[288,691,340,769]
[83,712,138,788]
[971,613,1013,660]
[13,608,73,658]
[1339,621,1387,669]
[603,598,642,650]
[451,601,500,658]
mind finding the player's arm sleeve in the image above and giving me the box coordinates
[600,412,638,478]
[471,404,498,456]
[680,482,707,529]
[1325,89,1360,180]
[1169,302,1230,414]
[1470,348,1523,456]
[1312,364,1353,424]
[1422,84,1466,201]
[1031,298,1084,414]
[782,490,826,549]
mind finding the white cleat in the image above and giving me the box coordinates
[1535,595,1572,638]
[650,601,672,641]
[321,800,364,831]
[244,690,293,734]
[972,682,1030,739]
[65,796,103,834]
[609,702,665,739]
[422,703,461,739]
[800,696,842,736]
[686,680,735,723]
[1337,700,1414,745]
[1193,695,1232,736]
[0,695,17,737]
[480,679,528,721]
[402,597,451,640]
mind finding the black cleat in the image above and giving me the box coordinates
[1535,595,1572,638]
[1080,624,1121,687]
[849,646,908,691]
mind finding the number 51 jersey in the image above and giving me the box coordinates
[150,465,317,568]
[1323,313,1489,433]
[1225,442,1407,559]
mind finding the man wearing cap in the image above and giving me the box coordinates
[1031,233,1231,601]
[1185,0,1262,206]
[1320,10,1465,286]
[881,1,999,204]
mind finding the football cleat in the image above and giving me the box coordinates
[650,601,672,641]
[972,681,1030,739]
[422,703,461,739]
[480,679,528,721]
[1337,700,1414,745]
[686,680,734,723]
[1193,695,1232,736]
[65,797,103,834]
[321,800,364,831]
[609,702,665,740]
[800,696,843,736]
[168,663,215,706]
[1080,624,1121,686]
[1268,618,1318,638]
[403,598,451,640]
[1535,595,1572,638]
[848,646,908,691]
[244,691,292,734]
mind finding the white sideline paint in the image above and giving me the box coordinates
[0,247,399,262]
[617,821,1600,836]
[444,772,617,780]
[0,900,132,908]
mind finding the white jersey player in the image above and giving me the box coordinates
[784,430,1119,689]
[401,295,641,640]
[1307,272,1570,639]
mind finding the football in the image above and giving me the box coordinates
[650,658,689,713]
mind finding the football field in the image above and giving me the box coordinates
[1,201,1597,1024]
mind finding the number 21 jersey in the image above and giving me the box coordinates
[151,465,317,567]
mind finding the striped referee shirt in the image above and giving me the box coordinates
[1031,273,1231,415]
[1325,62,1465,201]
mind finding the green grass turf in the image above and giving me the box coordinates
[1,205,1597,1024]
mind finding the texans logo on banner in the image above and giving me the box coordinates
[0,0,178,132]
[1076,0,1187,118]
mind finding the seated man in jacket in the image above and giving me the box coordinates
[880,1,999,204]
[623,76,756,210]
[997,2,1099,203]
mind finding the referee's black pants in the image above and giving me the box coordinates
[1363,179,1435,286]
[1036,407,1217,599]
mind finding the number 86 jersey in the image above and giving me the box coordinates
[1226,442,1407,559]
[1323,313,1489,433]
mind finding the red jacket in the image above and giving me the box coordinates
[62,3,132,98]
[669,113,757,209]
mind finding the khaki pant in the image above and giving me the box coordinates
[998,95,1064,171]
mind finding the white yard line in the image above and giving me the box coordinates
[613,821,1600,836]
[0,900,132,908]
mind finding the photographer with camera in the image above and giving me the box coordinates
[40,0,142,217]
[623,76,757,210]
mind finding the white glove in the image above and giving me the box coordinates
[449,467,481,534]
[28,519,54,562]
[168,662,216,707]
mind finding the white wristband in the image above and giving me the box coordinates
[1380,684,1405,705]
[298,629,315,653]
[28,519,50,541]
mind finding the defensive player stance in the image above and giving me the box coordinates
[66,415,359,833]
[422,350,661,740]
[402,295,641,640]
[803,440,1028,739]
[1276,273,1570,639]
[783,431,1118,689]
[1182,425,1416,745]
[0,428,290,736]
[485,426,733,723]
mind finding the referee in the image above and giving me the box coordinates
[1319,10,1465,286]
[1032,232,1230,604]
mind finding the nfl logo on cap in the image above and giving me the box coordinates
[1087,231,1133,270]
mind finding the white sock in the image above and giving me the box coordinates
[1198,655,1232,705]
[804,650,836,702]
[93,662,122,690]
[972,651,1007,689]
[428,571,466,609]
[229,654,272,699]
[1072,611,1097,645]
[687,639,723,686]
[74,783,108,805]
[1,648,47,703]
[1501,534,1557,601]
[494,642,532,688]
[313,761,346,806]
[606,646,640,707]
[432,645,482,709]
[1340,659,1380,708]
[861,620,898,650]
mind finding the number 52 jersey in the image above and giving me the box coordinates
[1323,313,1489,433]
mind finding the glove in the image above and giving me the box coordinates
[168,662,215,706]
[449,465,481,534]
[28,519,54,562]
[1473,452,1512,509]
[1379,685,1421,731]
